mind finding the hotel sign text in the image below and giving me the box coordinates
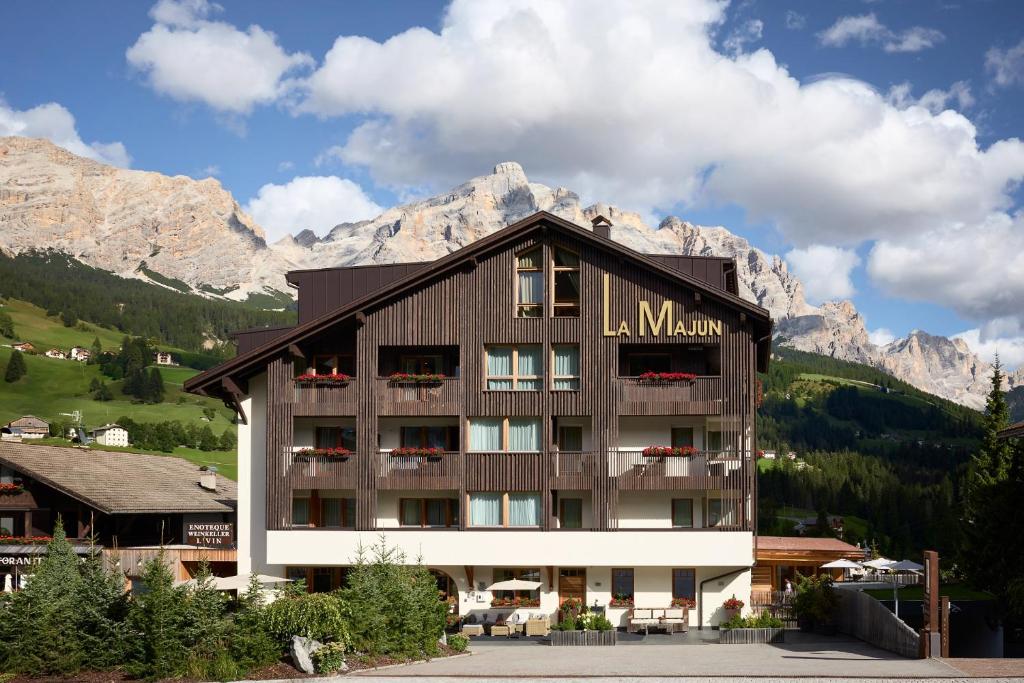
[602,274,722,338]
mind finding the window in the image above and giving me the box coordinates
[469,492,541,527]
[292,497,310,526]
[486,345,541,390]
[672,499,693,528]
[707,498,723,527]
[400,498,458,527]
[552,247,580,317]
[493,567,541,601]
[400,425,458,450]
[626,353,672,376]
[468,417,541,452]
[559,498,583,529]
[321,497,356,528]
[671,427,694,448]
[516,248,543,317]
[400,353,444,374]
[557,425,583,451]
[672,568,696,602]
[706,430,724,452]
[316,426,356,451]
[311,354,355,376]
[612,568,634,602]
[552,345,580,390]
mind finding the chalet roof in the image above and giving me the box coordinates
[5,415,49,429]
[0,441,236,514]
[88,424,124,434]
[757,536,861,553]
[185,211,772,400]
[998,420,1024,439]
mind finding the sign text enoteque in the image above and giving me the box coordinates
[185,522,233,548]
[602,274,722,338]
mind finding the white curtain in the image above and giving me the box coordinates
[469,418,502,451]
[470,493,501,526]
[518,272,542,304]
[486,347,514,389]
[553,345,580,390]
[509,494,540,526]
[517,346,541,390]
[508,418,541,451]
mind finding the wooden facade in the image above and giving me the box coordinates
[187,212,771,536]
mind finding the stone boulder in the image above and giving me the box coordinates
[290,635,324,675]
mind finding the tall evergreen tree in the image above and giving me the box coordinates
[146,367,165,404]
[88,336,102,364]
[4,349,26,382]
[0,310,15,338]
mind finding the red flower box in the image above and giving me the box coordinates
[638,372,697,382]
[671,597,696,609]
[642,446,698,457]
[388,372,446,383]
[294,447,352,459]
[390,447,444,457]
[294,373,352,384]
[609,596,634,608]
[490,596,540,608]
[0,535,52,546]
[0,483,24,495]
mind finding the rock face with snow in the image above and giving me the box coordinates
[0,136,1012,408]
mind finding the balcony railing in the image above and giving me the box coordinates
[464,451,544,491]
[552,451,600,489]
[609,449,745,491]
[283,447,360,488]
[291,380,358,415]
[614,376,722,414]
[377,450,461,489]
[374,377,461,414]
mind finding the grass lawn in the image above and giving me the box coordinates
[864,583,993,601]
[798,373,877,388]
[1,299,127,352]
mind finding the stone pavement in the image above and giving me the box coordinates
[352,633,980,680]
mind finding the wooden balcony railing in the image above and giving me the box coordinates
[464,451,544,491]
[374,377,461,415]
[291,380,358,416]
[377,450,461,489]
[551,451,600,489]
[283,447,360,488]
[608,449,745,491]
[614,376,722,415]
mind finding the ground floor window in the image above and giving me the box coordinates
[493,567,541,604]
[672,568,696,605]
[612,568,634,604]
[286,566,350,593]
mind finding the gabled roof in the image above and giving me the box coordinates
[0,441,236,514]
[185,211,772,400]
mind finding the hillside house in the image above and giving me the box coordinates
[89,424,130,447]
[44,348,66,359]
[68,347,91,362]
[1,416,50,440]
[11,342,34,353]
[154,351,176,366]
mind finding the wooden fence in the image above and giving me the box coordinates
[750,590,797,629]
[836,589,919,658]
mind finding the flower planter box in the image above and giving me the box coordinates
[719,627,785,644]
[549,630,616,646]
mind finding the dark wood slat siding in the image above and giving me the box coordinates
[292,263,430,324]
[264,227,759,532]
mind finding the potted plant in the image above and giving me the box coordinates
[671,597,696,610]
[391,446,444,457]
[388,371,446,384]
[722,594,744,620]
[0,483,25,495]
[550,608,616,646]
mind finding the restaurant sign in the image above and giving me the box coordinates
[185,522,234,547]
[0,555,42,566]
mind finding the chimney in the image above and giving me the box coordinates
[591,214,612,240]
[199,466,218,492]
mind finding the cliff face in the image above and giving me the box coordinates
[0,136,1013,408]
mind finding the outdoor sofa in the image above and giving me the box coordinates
[627,607,689,634]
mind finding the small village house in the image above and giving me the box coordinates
[11,342,34,353]
[1,416,50,440]
[68,346,91,362]
[89,424,130,447]
[153,351,176,366]
[44,348,66,359]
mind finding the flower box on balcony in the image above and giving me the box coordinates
[642,446,698,457]
[390,447,444,457]
[638,372,697,383]
[490,597,540,608]
[294,373,352,385]
[294,447,352,460]
[670,597,696,609]
[0,535,52,546]
[0,483,25,495]
[388,372,446,384]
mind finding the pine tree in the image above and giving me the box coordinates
[146,367,165,404]
[219,429,237,451]
[0,310,15,338]
[88,336,102,364]
[4,349,26,382]
[127,553,188,679]
[76,537,129,670]
[198,425,219,451]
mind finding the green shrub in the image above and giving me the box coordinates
[554,618,579,631]
[313,642,348,674]
[792,572,839,625]
[578,612,613,631]
[447,633,469,652]
[263,592,348,644]
[720,612,784,630]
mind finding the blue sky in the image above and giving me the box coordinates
[3,0,1024,362]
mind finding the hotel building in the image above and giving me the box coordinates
[185,211,772,628]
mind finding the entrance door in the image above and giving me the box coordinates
[558,567,586,606]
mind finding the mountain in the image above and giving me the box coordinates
[1,135,1015,407]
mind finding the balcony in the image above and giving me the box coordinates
[614,376,722,415]
[283,447,360,489]
[609,450,745,491]
[464,452,544,491]
[551,451,600,489]
[374,377,461,415]
[291,379,358,416]
[377,450,461,489]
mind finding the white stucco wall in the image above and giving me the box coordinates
[377,490,460,528]
[617,416,723,450]
[617,491,705,528]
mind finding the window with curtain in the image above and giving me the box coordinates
[552,247,580,317]
[316,426,356,451]
[552,345,580,390]
[292,497,310,526]
[469,418,502,451]
[508,418,541,452]
[672,499,693,528]
[486,345,541,390]
[508,493,541,526]
[516,248,543,317]
[399,498,457,527]
[469,493,502,526]
[612,568,634,601]
[672,568,696,601]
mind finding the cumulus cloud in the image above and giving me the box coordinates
[244,176,383,243]
[126,0,313,114]
[986,39,1024,89]
[723,19,763,55]
[869,328,896,347]
[887,81,974,113]
[784,10,806,30]
[785,245,861,304]
[954,324,1024,371]
[0,100,130,167]
[818,13,944,53]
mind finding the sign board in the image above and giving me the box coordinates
[0,555,43,567]
[185,522,233,547]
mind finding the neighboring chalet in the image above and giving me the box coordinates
[44,348,66,359]
[1,416,50,440]
[154,351,176,366]
[185,211,772,627]
[11,342,34,353]
[753,536,865,592]
[89,424,130,447]
[998,420,1024,439]
[0,442,237,586]
[68,346,91,362]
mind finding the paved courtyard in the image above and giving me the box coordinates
[355,633,975,679]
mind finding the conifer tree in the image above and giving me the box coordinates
[147,366,165,403]
[88,336,102,364]
[127,553,188,679]
[4,349,26,382]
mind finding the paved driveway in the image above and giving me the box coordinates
[355,633,966,679]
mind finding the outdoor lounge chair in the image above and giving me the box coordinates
[525,614,550,636]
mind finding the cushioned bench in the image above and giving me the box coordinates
[627,607,689,634]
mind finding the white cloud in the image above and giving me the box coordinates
[126,0,313,114]
[277,160,294,172]
[887,80,973,113]
[818,13,944,53]
[244,176,383,242]
[954,324,1024,371]
[868,328,895,347]
[723,19,763,55]
[197,164,219,177]
[784,10,806,30]
[0,100,130,167]
[785,245,861,304]
[986,39,1024,89]
[314,145,345,168]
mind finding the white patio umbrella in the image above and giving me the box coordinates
[178,573,292,592]
[885,559,924,618]
[820,559,862,569]
[486,578,542,591]
[861,558,895,570]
